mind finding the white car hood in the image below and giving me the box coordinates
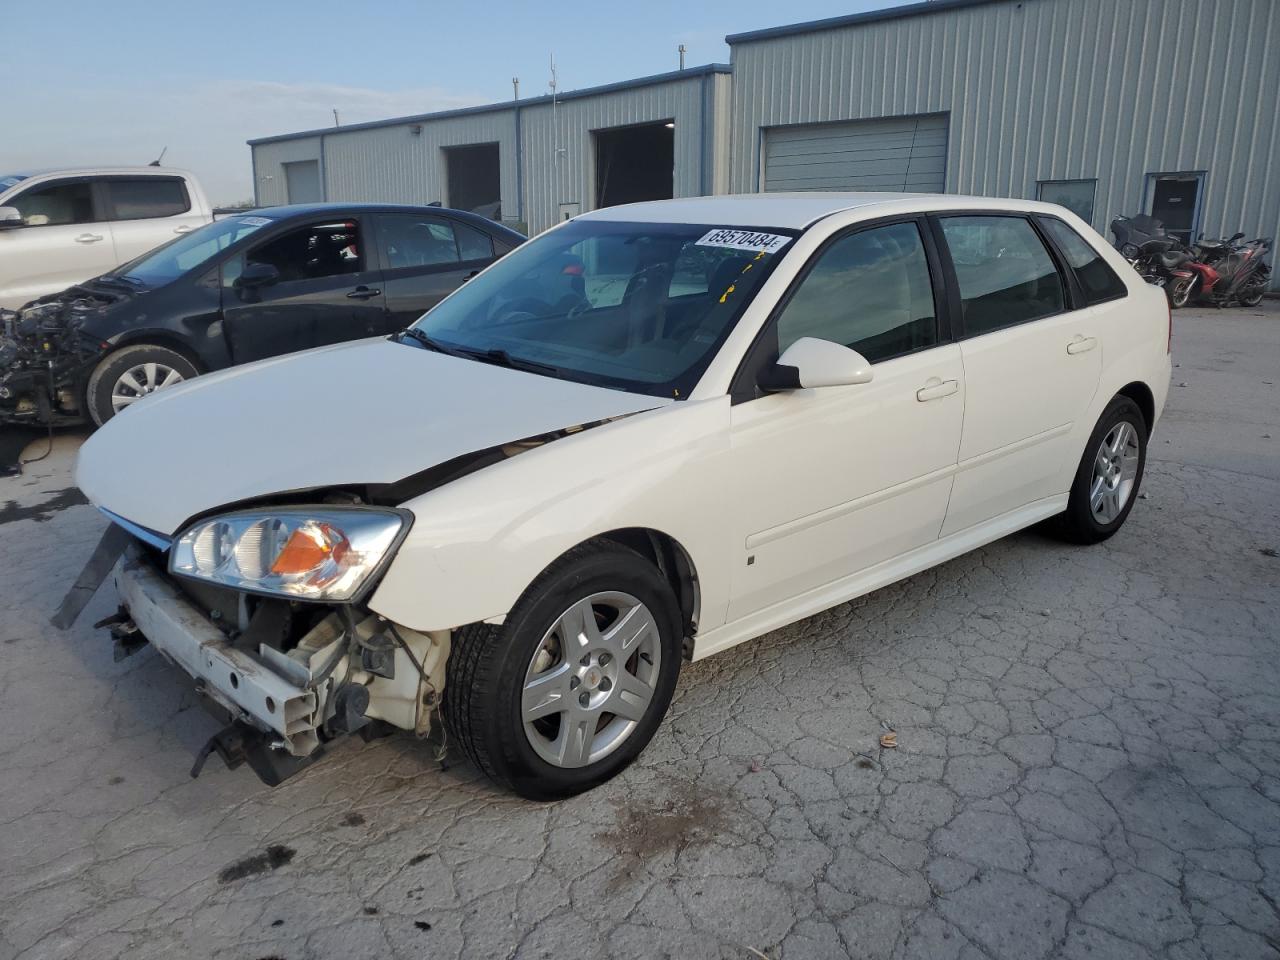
[75,337,670,535]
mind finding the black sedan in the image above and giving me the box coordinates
[0,203,524,426]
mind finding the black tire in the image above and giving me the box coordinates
[85,344,199,427]
[1049,396,1148,545]
[1167,276,1194,309]
[442,540,683,800]
[1238,285,1265,308]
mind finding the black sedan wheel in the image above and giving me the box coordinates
[85,345,199,426]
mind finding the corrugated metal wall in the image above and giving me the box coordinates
[251,72,730,235]
[321,111,519,213]
[728,0,1280,243]
[252,136,323,206]
[517,74,712,232]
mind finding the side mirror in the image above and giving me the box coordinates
[757,337,874,392]
[234,261,280,290]
[0,206,24,229]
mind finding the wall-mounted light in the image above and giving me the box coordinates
[410,124,423,136]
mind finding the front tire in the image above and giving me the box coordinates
[85,344,198,427]
[1167,276,1195,309]
[1049,396,1147,544]
[443,540,683,800]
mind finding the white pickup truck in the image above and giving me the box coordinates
[0,167,212,309]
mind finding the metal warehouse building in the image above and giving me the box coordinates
[249,0,1279,246]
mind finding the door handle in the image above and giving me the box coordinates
[173,225,194,235]
[74,233,104,244]
[916,377,959,402]
[461,270,480,283]
[346,286,382,300]
[1067,336,1098,355]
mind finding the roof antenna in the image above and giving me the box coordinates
[679,44,686,70]
[149,146,167,167]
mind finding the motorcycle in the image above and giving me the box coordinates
[1111,214,1170,261]
[1124,236,1200,307]
[1181,234,1273,308]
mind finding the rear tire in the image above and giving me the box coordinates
[85,344,198,427]
[1239,285,1265,308]
[1048,396,1148,545]
[442,540,683,800]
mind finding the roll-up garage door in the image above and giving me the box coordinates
[763,114,948,193]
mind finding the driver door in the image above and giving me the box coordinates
[220,216,385,363]
[725,219,964,622]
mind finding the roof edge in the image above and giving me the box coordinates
[247,63,733,147]
[725,0,1010,45]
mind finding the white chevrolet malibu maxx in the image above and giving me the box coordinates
[76,193,1171,798]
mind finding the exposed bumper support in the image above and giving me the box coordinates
[114,547,322,754]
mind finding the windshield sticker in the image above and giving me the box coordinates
[236,216,273,226]
[695,229,790,255]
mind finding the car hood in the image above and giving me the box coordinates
[75,337,671,535]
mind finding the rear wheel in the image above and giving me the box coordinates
[85,344,198,427]
[442,540,683,800]
[1049,396,1147,545]
[1239,283,1265,308]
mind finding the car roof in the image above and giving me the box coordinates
[8,166,197,179]
[236,203,525,237]
[579,192,1066,230]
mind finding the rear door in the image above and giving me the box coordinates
[0,176,116,306]
[100,176,206,263]
[220,216,386,363]
[374,213,497,329]
[933,213,1104,536]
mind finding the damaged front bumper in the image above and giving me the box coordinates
[108,543,450,783]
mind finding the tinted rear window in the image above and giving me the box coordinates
[105,178,191,220]
[1038,216,1128,305]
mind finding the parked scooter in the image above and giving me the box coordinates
[1181,234,1273,308]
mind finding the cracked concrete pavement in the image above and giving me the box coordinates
[1,303,1278,960]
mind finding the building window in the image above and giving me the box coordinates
[1036,179,1097,226]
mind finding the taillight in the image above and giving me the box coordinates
[1166,298,1173,354]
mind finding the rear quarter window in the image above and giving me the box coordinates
[104,177,191,220]
[1037,216,1128,305]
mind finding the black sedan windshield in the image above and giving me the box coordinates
[111,215,274,287]
[409,220,794,398]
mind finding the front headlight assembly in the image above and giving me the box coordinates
[169,507,410,602]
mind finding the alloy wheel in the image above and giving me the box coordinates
[521,591,662,768]
[1090,420,1140,524]
[111,362,185,413]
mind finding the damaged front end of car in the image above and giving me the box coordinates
[0,291,118,425]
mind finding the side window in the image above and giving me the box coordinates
[775,221,938,363]
[377,215,461,269]
[104,178,190,220]
[243,220,363,283]
[1038,217,1128,305]
[8,180,95,227]
[939,215,1065,336]
[455,222,494,261]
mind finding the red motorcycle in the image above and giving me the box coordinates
[1173,234,1273,308]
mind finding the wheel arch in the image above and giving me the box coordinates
[1115,380,1155,433]
[108,331,207,373]
[576,528,701,655]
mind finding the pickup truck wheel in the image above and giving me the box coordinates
[1049,396,1147,545]
[86,345,198,426]
[443,541,683,800]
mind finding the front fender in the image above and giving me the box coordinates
[368,397,734,633]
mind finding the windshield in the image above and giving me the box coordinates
[409,220,795,397]
[110,215,275,286]
[0,174,28,195]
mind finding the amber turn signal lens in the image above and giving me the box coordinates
[270,525,348,575]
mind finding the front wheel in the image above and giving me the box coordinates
[1167,275,1195,309]
[85,344,199,427]
[443,541,683,800]
[1049,396,1148,545]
